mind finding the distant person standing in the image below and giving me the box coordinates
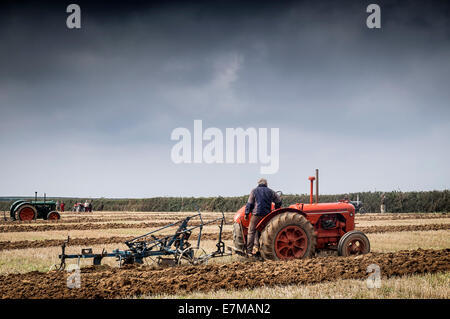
[88,201,93,213]
[84,200,89,212]
[56,200,60,211]
[380,193,386,213]
[60,202,65,212]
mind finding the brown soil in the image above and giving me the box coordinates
[0,232,233,251]
[0,216,235,225]
[0,217,142,225]
[1,211,446,226]
[0,212,446,227]
[356,213,449,221]
[1,224,448,251]
[0,221,210,233]
[0,237,134,250]
[0,248,448,299]
[2,221,449,234]
[359,224,450,233]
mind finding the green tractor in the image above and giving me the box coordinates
[9,192,61,221]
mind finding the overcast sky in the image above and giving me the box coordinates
[0,0,449,198]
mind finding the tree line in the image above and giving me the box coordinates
[1,190,448,213]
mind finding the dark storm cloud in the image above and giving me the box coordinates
[0,0,449,197]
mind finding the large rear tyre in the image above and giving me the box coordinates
[232,222,246,252]
[16,205,37,221]
[338,231,370,257]
[260,212,316,260]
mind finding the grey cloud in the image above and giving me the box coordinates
[0,0,449,197]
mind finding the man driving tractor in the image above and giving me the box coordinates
[244,178,282,257]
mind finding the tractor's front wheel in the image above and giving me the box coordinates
[260,212,316,260]
[16,205,37,221]
[47,211,60,220]
[337,231,370,257]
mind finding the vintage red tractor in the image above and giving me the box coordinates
[233,172,370,260]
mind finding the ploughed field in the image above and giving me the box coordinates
[0,211,449,299]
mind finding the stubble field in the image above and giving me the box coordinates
[0,211,448,299]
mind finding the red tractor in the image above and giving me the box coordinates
[233,172,370,260]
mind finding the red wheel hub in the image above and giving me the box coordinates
[275,225,307,260]
[48,212,59,220]
[345,239,365,255]
[19,207,35,221]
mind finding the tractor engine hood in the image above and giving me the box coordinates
[290,202,355,214]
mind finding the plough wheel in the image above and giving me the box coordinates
[16,205,37,221]
[178,247,208,266]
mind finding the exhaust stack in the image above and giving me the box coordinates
[307,169,320,204]
[315,169,319,203]
[308,176,315,204]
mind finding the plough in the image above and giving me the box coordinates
[55,210,233,270]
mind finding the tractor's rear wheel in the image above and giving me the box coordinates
[47,211,60,220]
[232,222,246,252]
[16,205,37,221]
[260,212,316,260]
[338,231,370,257]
